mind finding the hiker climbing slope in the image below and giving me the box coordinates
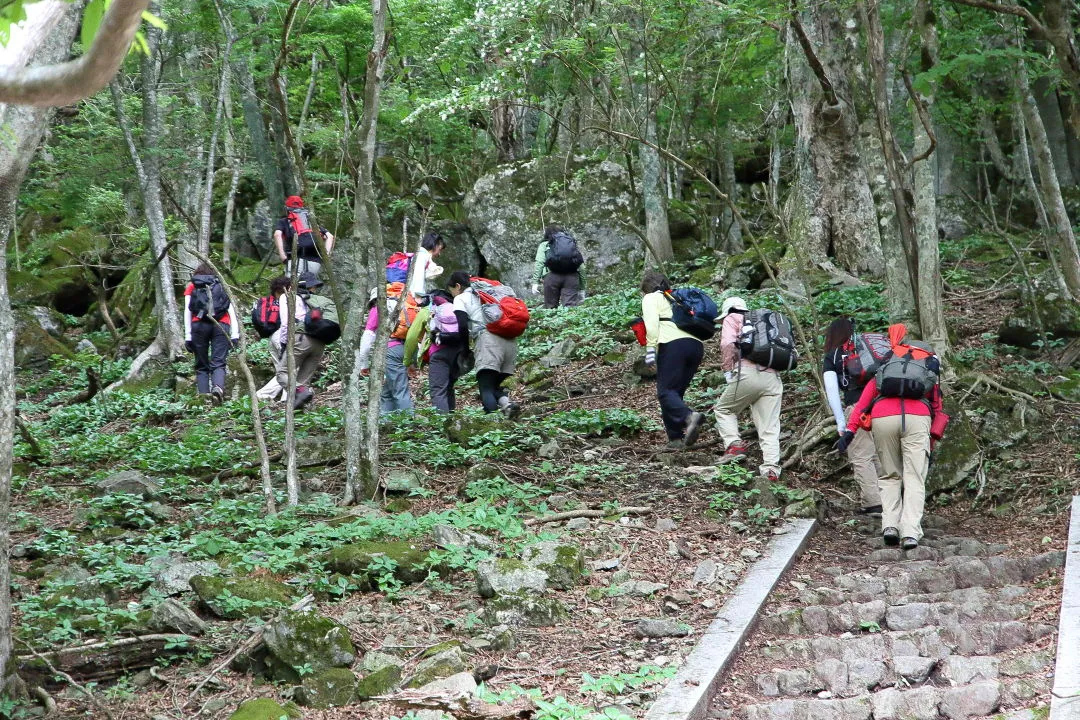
[403,289,467,413]
[359,283,417,415]
[639,271,708,449]
[838,323,947,550]
[823,317,887,515]
[184,263,239,404]
[273,195,334,277]
[532,225,585,308]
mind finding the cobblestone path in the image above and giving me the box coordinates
[713,516,1065,720]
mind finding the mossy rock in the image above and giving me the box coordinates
[927,411,981,496]
[404,646,467,688]
[322,541,429,586]
[520,541,584,591]
[475,557,548,598]
[356,663,403,699]
[421,639,465,659]
[13,307,75,371]
[444,413,503,445]
[521,363,553,386]
[296,668,357,709]
[262,610,356,681]
[465,462,504,484]
[228,698,302,720]
[484,592,570,627]
[189,575,294,619]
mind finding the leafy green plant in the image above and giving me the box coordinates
[579,665,677,695]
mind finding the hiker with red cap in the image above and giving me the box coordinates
[837,323,948,551]
[274,196,334,277]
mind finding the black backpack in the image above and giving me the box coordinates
[190,274,230,322]
[737,308,799,371]
[544,231,584,274]
[303,293,341,344]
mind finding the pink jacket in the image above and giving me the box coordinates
[846,379,943,432]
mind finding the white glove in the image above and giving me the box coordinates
[644,348,656,367]
[531,283,541,294]
[724,371,735,384]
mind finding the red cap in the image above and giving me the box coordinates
[285,195,304,209]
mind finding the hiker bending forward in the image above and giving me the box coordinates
[447,271,520,418]
[838,324,944,551]
[714,297,783,481]
[640,272,705,449]
[272,274,325,410]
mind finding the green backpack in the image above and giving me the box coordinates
[303,294,340,344]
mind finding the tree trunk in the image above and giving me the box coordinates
[911,0,948,352]
[1033,77,1076,187]
[784,7,884,276]
[235,56,285,215]
[1041,0,1080,136]
[109,11,184,361]
[718,130,743,254]
[639,112,673,266]
[0,0,80,690]
[1017,59,1080,300]
[196,45,233,256]
[342,0,390,506]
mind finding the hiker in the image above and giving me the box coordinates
[271,273,328,410]
[273,195,334,277]
[531,225,585,308]
[404,289,468,413]
[411,232,446,297]
[184,264,239,404]
[639,271,706,449]
[837,324,946,551]
[447,271,522,418]
[713,297,786,480]
[823,317,885,515]
[358,284,416,415]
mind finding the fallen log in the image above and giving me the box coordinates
[376,689,535,719]
[18,633,196,686]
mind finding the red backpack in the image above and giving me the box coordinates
[251,296,281,339]
[287,208,316,251]
[470,277,530,339]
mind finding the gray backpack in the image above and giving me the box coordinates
[876,340,939,400]
[737,309,799,371]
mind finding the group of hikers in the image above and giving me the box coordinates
[640,271,948,551]
[184,195,945,551]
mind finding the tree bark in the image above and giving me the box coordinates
[0,0,146,106]
[342,0,390,505]
[196,43,234,256]
[234,56,285,216]
[109,16,183,362]
[1017,58,1080,300]
[784,7,884,276]
[910,0,948,352]
[0,0,80,690]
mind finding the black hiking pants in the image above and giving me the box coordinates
[192,320,231,393]
[543,271,582,309]
[656,337,704,440]
[428,345,462,413]
[477,369,510,413]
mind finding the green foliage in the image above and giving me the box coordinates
[579,665,677,695]
[812,284,889,330]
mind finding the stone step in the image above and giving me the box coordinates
[757,623,1055,664]
[762,597,1030,636]
[865,538,1010,563]
[798,581,1030,608]
[741,676,1049,720]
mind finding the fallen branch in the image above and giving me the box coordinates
[524,506,652,527]
[185,594,314,705]
[375,689,535,720]
[17,641,118,719]
[964,372,1039,404]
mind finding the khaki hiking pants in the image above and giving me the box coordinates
[871,414,931,540]
[846,405,883,509]
[714,363,783,477]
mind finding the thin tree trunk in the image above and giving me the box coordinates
[0,0,80,689]
[911,0,948,352]
[221,72,240,267]
[342,0,390,506]
[297,52,319,147]
[196,42,234,256]
[1017,57,1080,300]
[234,55,285,214]
[283,262,300,507]
[109,16,183,361]
[1014,103,1051,230]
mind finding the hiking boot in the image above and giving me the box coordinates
[901,537,919,551]
[665,439,685,450]
[882,527,900,547]
[683,412,705,447]
[718,443,748,464]
[293,388,314,410]
[211,386,224,405]
[502,401,522,420]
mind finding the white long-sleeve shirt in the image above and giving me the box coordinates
[272,292,308,347]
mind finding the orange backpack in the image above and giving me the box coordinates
[386,282,419,340]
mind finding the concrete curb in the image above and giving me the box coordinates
[1051,495,1080,720]
[644,517,817,720]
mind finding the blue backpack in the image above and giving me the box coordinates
[664,288,719,340]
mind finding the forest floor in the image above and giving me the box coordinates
[8,233,1080,719]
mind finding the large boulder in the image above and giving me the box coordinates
[228,698,301,720]
[476,559,549,599]
[148,598,207,636]
[405,646,468,688]
[323,541,429,587]
[464,156,642,291]
[519,541,584,591]
[262,610,357,682]
[95,470,161,499]
[998,284,1080,348]
[13,306,75,371]
[357,652,405,699]
[151,558,222,596]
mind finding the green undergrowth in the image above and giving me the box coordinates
[518,288,640,363]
